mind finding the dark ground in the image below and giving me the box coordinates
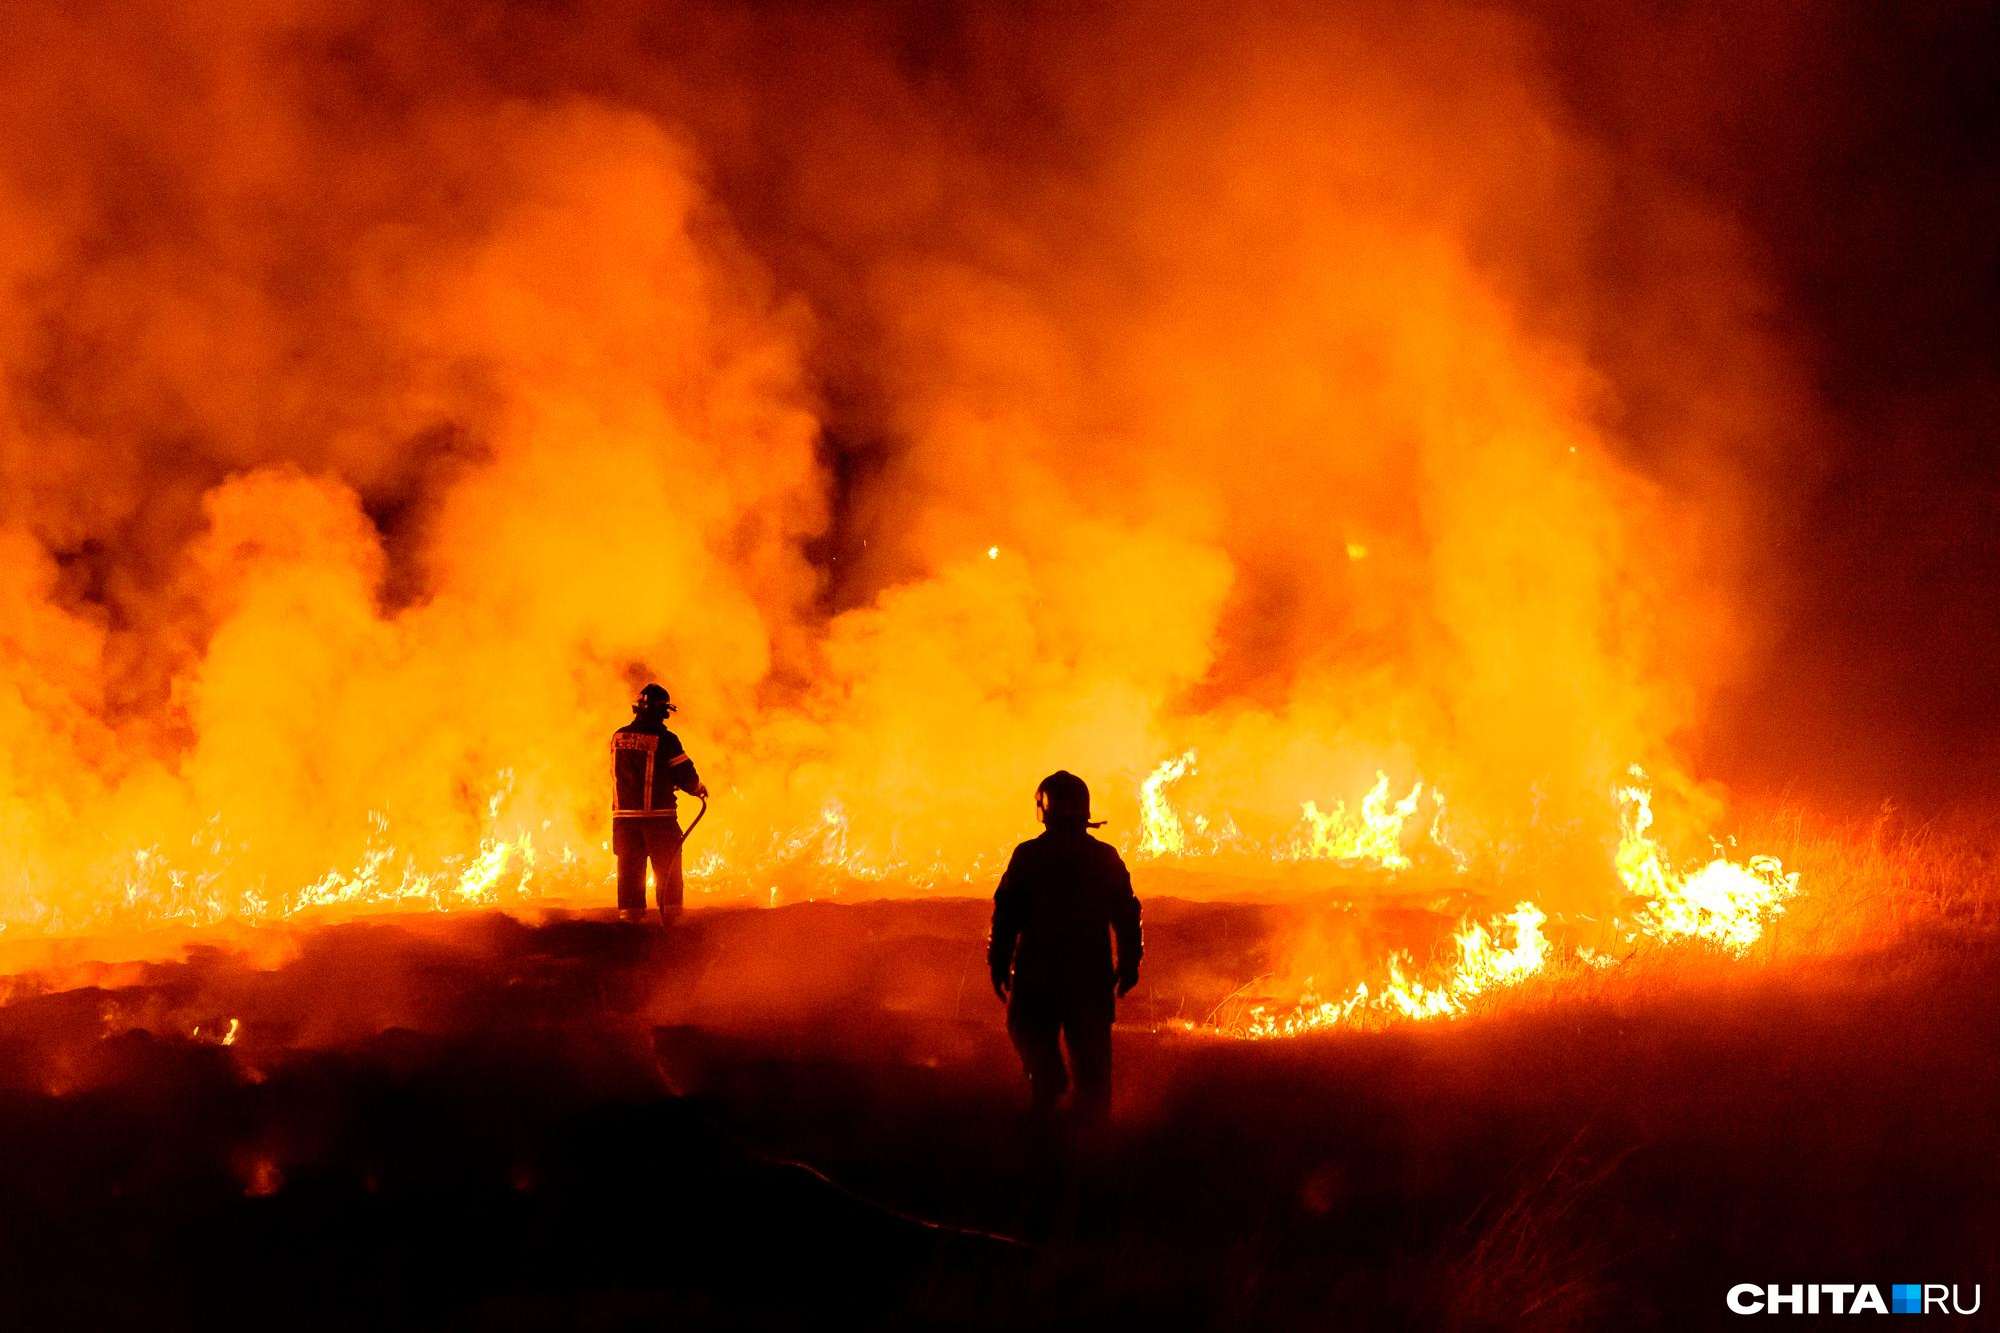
[0,897,1991,1330]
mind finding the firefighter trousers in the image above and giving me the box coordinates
[1007,993,1113,1119]
[613,817,684,914]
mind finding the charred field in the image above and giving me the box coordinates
[0,812,1993,1331]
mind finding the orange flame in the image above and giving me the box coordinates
[1144,764,1804,1036]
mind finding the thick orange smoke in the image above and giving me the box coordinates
[0,1,1806,935]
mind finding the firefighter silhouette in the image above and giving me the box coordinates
[611,684,706,920]
[988,771,1143,1120]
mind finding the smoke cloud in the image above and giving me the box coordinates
[0,0,1812,928]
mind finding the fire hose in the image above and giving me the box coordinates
[661,791,708,926]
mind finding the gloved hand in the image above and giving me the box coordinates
[695,783,709,800]
[991,968,1011,1003]
[1116,968,1139,999]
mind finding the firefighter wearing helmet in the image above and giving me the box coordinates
[987,770,1143,1121]
[611,683,707,920]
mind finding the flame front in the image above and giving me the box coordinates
[1129,763,1803,1037]
[1135,753,1436,873]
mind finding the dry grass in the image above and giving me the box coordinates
[1445,1132,1636,1333]
[1421,799,2000,1026]
[1738,801,2000,950]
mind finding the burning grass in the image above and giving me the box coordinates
[1172,792,1999,1046]
[0,802,1989,1328]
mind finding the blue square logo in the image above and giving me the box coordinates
[1892,1284,1922,1314]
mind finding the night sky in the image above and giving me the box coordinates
[1589,3,2000,803]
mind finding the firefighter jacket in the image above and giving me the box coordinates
[988,827,1142,1014]
[611,721,701,819]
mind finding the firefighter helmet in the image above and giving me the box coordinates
[632,683,676,716]
[1036,770,1102,828]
